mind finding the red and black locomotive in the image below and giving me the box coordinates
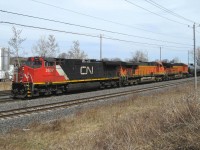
[11,57,189,98]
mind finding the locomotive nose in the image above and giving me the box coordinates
[13,65,25,83]
[19,66,24,81]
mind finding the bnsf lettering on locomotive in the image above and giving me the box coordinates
[80,66,93,75]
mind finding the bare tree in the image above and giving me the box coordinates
[190,47,200,65]
[162,59,169,63]
[102,58,122,61]
[197,47,200,65]
[170,57,180,63]
[58,52,68,59]
[32,36,48,57]
[110,58,122,61]
[32,35,59,57]
[130,50,148,62]
[47,35,59,57]
[66,41,87,59]
[8,26,26,66]
[102,58,109,61]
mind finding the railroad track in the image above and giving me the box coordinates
[0,97,22,104]
[0,90,10,96]
[0,90,14,103]
[0,78,191,120]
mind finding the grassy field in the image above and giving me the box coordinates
[0,82,200,150]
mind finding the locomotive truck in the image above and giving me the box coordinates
[11,57,189,98]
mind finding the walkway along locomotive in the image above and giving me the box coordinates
[11,57,189,98]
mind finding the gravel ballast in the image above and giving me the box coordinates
[0,78,191,112]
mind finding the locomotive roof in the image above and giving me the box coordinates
[34,57,180,67]
[124,62,136,66]
[103,61,139,66]
[172,63,187,66]
[44,57,55,62]
[103,60,122,66]
[55,58,98,61]
[162,62,187,67]
[134,62,159,66]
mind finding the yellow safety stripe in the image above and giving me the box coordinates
[33,77,119,85]
[133,73,165,77]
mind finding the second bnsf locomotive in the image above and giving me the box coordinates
[11,57,189,98]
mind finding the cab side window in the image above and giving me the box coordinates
[45,61,55,67]
[33,61,42,68]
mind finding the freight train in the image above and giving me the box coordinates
[11,57,189,98]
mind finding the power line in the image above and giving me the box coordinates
[143,0,195,23]
[0,9,192,46]
[0,21,99,38]
[0,21,192,49]
[123,0,189,26]
[103,36,191,49]
[28,0,190,40]
[104,35,191,50]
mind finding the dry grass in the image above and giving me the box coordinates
[0,82,11,91]
[0,83,200,150]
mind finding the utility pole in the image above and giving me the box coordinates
[100,34,102,60]
[193,23,197,90]
[160,47,161,61]
[146,51,148,61]
[188,50,189,65]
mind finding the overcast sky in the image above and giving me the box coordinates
[0,0,200,63]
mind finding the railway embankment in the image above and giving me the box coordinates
[0,78,200,149]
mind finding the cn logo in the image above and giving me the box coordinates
[80,66,93,75]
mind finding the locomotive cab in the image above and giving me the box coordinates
[25,57,43,68]
[11,57,43,98]
[13,57,43,83]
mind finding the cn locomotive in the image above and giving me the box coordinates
[11,57,189,98]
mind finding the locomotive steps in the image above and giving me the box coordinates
[0,77,194,133]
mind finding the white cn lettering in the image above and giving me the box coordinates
[46,68,54,73]
[80,66,93,75]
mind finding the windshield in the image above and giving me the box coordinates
[25,60,42,68]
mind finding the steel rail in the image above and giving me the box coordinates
[0,90,11,96]
[0,99,23,104]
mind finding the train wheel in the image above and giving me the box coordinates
[112,82,118,88]
[155,78,160,82]
[45,87,52,96]
[55,89,63,95]
[100,82,105,89]
[118,82,123,87]
[134,80,139,85]
[19,87,27,99]
[11,91,17,99]
[129,81,134,86]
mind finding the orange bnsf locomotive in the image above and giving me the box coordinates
[11,57,189,98]
[162,63,189,79]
